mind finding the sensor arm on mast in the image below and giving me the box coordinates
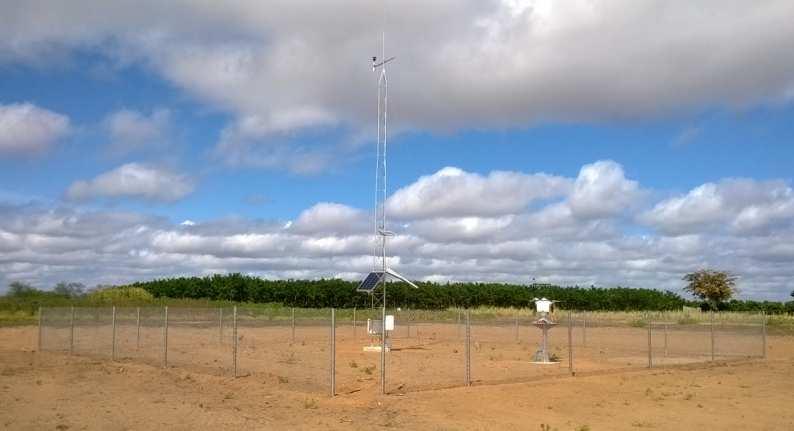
[384,268,419,289]
[372,56,396,70]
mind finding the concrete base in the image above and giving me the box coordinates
[529,361,560,365]
[363,345,390,352]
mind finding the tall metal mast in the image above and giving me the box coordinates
[373,31,394,396]
[356,10,414,396]
[373,33,394,275]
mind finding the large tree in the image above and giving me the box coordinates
[7,281,37,297]
[53,281,85,298]
[683,269,738,310]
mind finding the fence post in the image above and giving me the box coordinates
[37,306,43,352]
[218,307,224,345]
[330,308,336,396]
[465,309,471,386]
[582,314,587,347]
[514,309,519,343]
[111,306,117,361]
[352,306,357,340]
[664,323,668,359]
[69,306,75,355]
[457,310,462,339]
[291,307,296,343]
[761,312,767,359]
[568,310,574,375]
[163,306,168,368]
[136,307,141,350]
[647,317,652,369]
[710,311,715,362]
[233,306,238,377]
[406,310,411,338]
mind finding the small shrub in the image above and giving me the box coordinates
[88,287,154,303]
[303,398,318,409]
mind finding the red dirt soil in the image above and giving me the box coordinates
[2,325,793,430]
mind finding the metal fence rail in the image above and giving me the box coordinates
[38,307,767,397]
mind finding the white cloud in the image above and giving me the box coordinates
[66,163,195,202]
[105,108,171,155]
[0,103,70,155]
[387,167,571,219]
[289,203,369,235]
[640,179,794,235]
[1,1,794,169]
[568,160,642,219]
[212,114,335,174]
[2,161,794,300]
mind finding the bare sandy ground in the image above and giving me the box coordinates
[2,325,793,430]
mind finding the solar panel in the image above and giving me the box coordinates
[357,271,384,292]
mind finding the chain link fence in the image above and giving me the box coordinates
[38,307,767,396]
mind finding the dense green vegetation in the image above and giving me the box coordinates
[3,274,792,327]
[124,274,794,313]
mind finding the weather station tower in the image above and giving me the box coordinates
[356,31,418,395]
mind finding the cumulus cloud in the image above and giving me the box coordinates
[212,114,335,174]
[568,160,642,219]
[386,167,571,219]
[289,203,369,236]
[66,163,195,202]
[3,160,794,299]
[640,179,794,235]
[1,1,794,169]
[0,103,70,155]
[105,108,171,155]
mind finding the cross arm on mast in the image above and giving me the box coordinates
[372,56,396,70]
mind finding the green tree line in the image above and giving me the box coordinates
[120,273,794,312]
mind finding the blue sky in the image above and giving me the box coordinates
[1,0,793,299]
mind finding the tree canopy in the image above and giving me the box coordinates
[683,269,738,310]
